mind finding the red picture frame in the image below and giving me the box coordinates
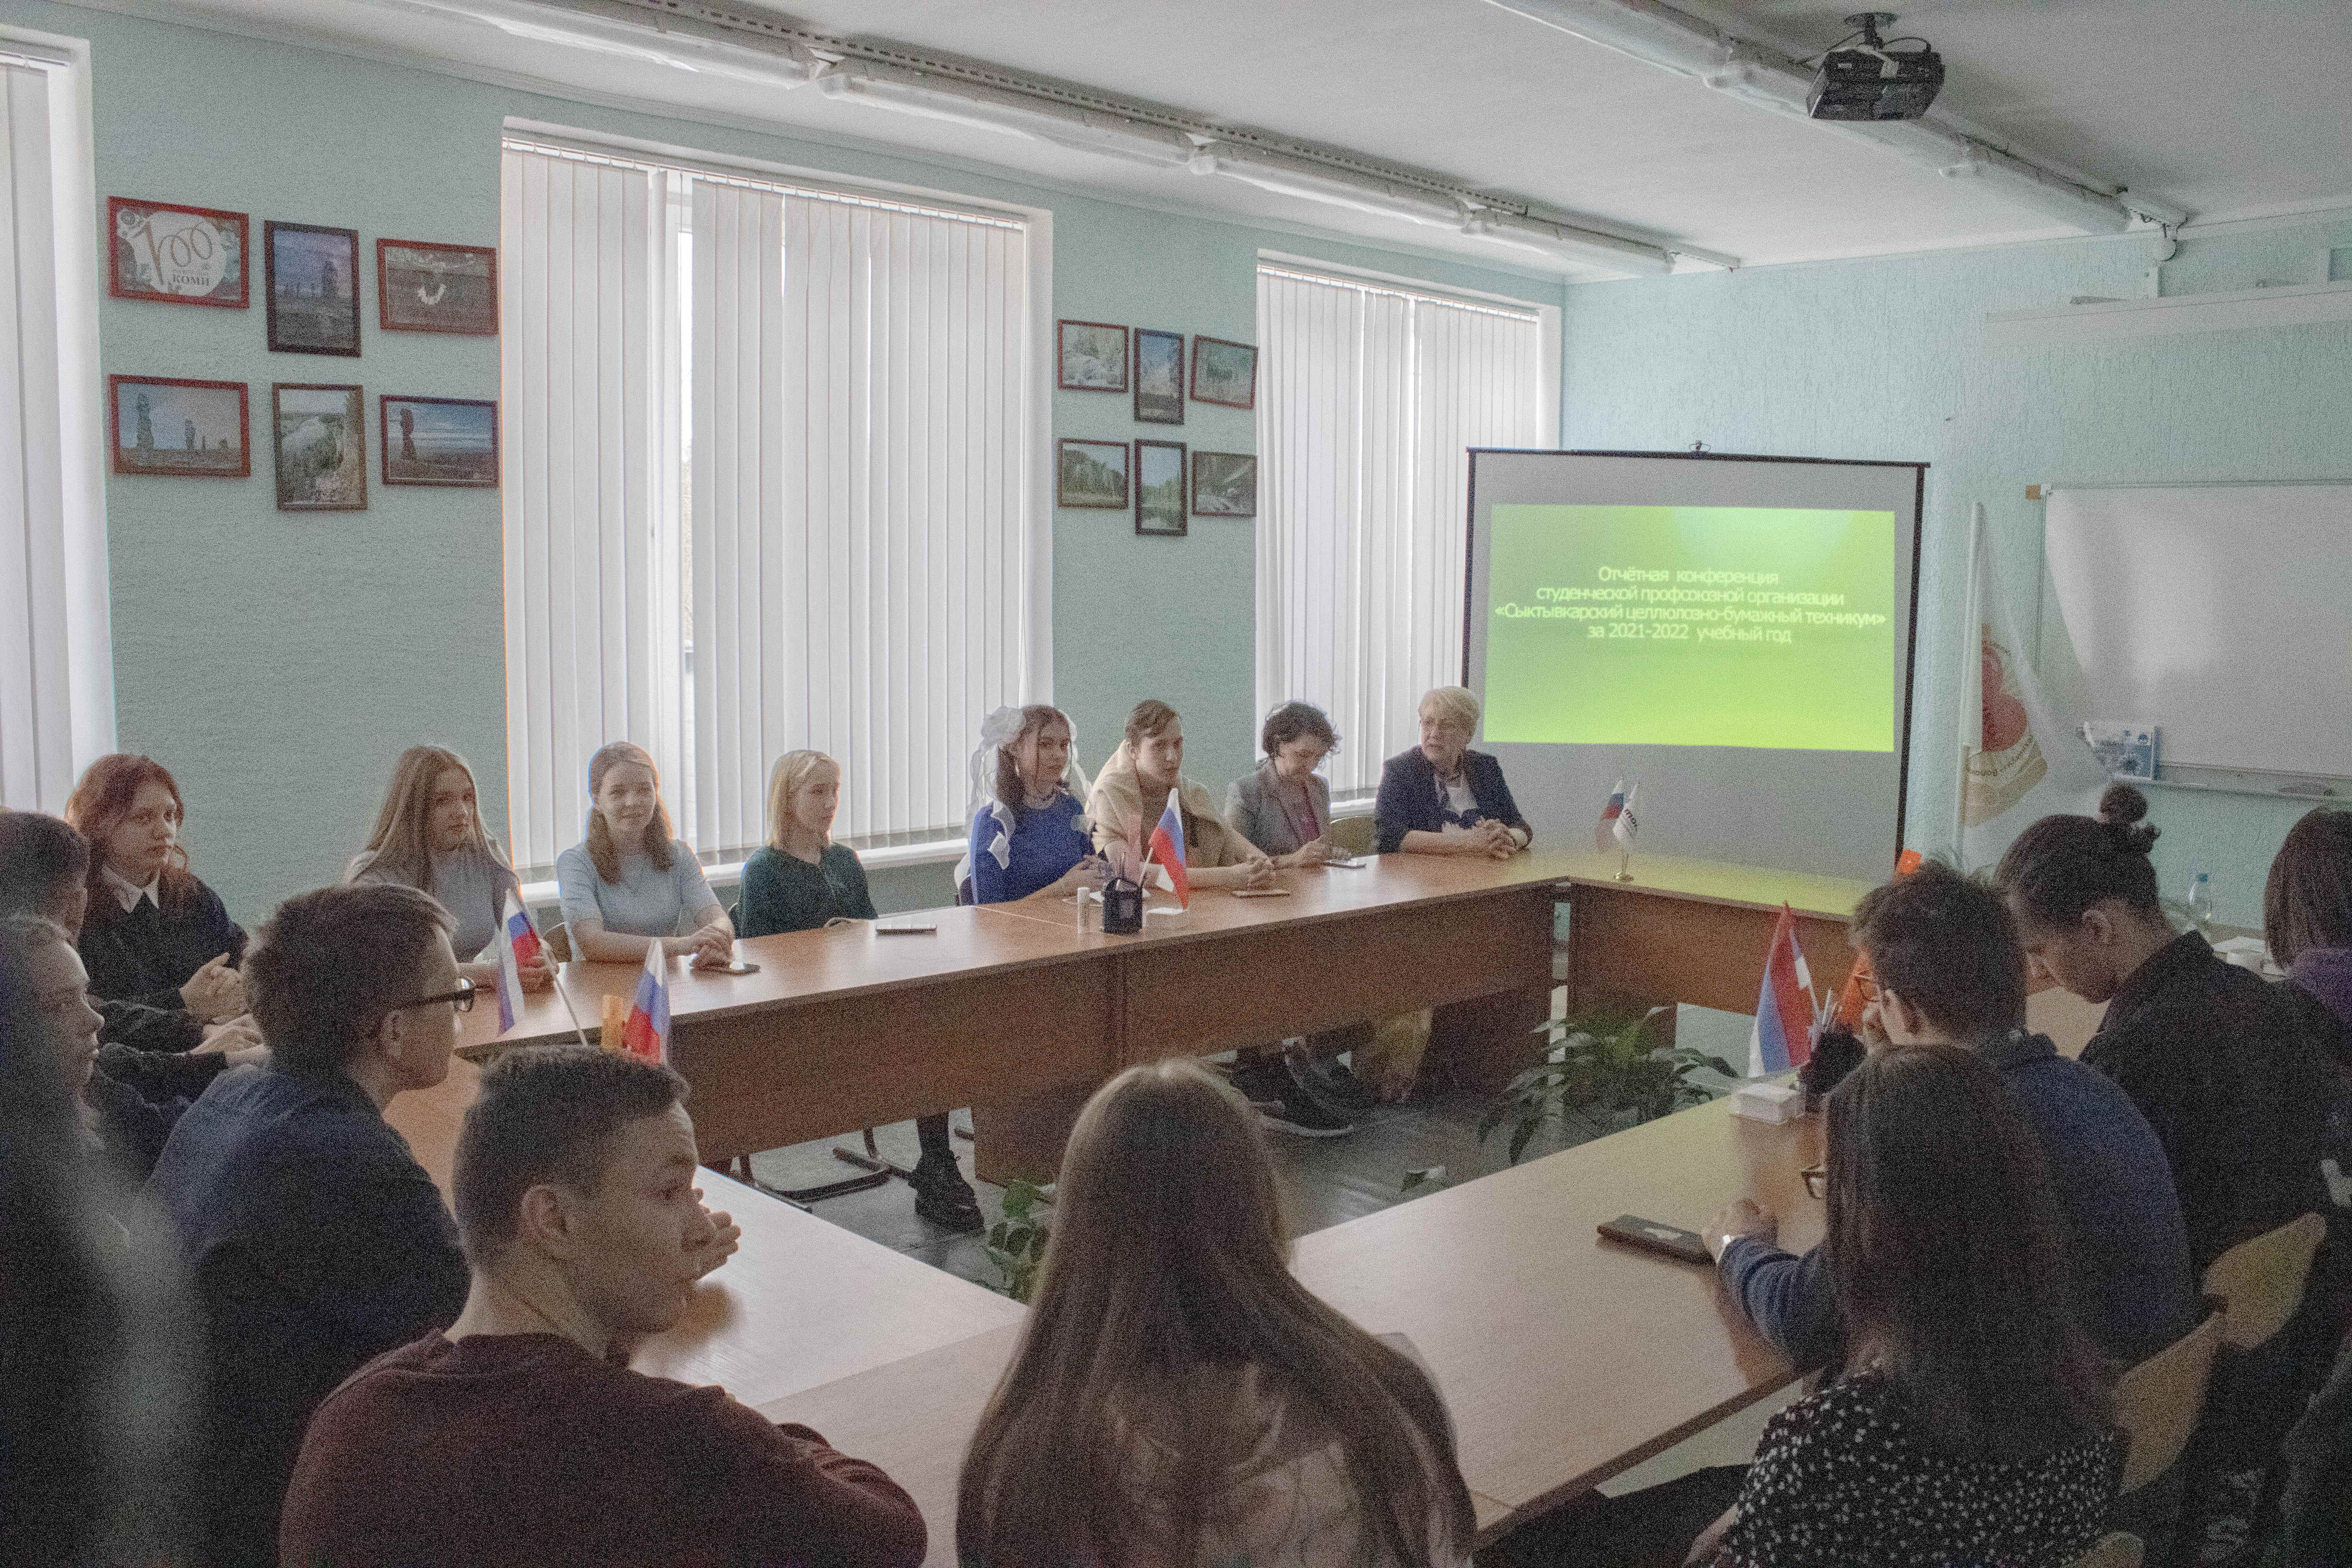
[1190,335,1258,410]
[1057,319,1129,393]
[106,197,250,309]
[376,239,499,335]
[106,375,250,477]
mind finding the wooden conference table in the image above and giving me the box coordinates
[762,1093,1828,1564]
[460,847,1871,1183]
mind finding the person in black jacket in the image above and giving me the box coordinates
[1372,686,1532,858]
[146,883,475,1568]
[0,811,261,1176]
[64,754,247,1020]
[1995,784,2334,1273]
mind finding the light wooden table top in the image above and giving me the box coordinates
[386,1055,1025,1407]
[763,1094,1822,1564]
[466,848,1873,1056]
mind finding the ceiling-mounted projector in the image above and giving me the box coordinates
[1808,12,1944,121]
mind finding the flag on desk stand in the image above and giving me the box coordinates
[1595,780,1630,852]
[1147,794,1191,909]
[620,943,671,1064]
[1612,784,1639,850]
[492,891,543,1034]
[1746,904,1816,1078]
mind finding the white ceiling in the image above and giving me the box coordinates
[100,0,2352,279]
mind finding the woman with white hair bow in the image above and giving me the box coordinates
[957,705,1102,906]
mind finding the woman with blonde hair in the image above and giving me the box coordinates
[348,746,548,993]
[958,1059,1475,1568]
[554,742,732,966]
[1373,687,1530,860]
[739,750,980,1230]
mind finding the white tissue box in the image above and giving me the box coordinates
[1729,1082,1802,1125]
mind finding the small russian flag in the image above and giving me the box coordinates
[1596,780,1630,852]
[1147,795,1190,909]
[621,943,671,1064]
[494,891,542,1034]
[1746,904,1816,1078]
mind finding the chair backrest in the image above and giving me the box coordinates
[1328,815,1376,857]
[2113,1312,2224,1495]
[2201,1211,2328,1350]
[2066,1531,2145,1568]
[543,921,572,964]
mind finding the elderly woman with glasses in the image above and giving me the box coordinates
[1372,686,1531,860]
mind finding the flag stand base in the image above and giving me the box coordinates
[1616,850,1634,883]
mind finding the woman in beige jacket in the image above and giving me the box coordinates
[1089,700,1275,891]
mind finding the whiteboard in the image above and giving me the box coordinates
[2044,484,2352,778]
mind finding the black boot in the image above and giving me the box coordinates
[910,1113,983,1232]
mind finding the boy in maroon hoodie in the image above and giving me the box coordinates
[280,1046,925,1568]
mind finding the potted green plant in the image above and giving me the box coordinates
[984,1178,1053,1302]
[1477,1007,1739,1165]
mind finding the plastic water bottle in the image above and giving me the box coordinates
[2185,871,2214,935]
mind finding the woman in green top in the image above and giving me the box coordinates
[738,751,877,933]
[738,751,982,1234]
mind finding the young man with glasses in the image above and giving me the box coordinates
[1701,860,2196,1376]
[145,883,503,1568]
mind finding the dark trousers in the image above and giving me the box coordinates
[1481,1466,1749,1568]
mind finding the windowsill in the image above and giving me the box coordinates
[516,806,1379,909]
[517,836,967,909]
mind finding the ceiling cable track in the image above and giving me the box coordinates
[483,0,1727,272]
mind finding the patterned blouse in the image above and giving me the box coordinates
[1717,1372,2122,1568]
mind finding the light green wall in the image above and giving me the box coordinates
[4,0,1563,922]
[1560,220,2352,928]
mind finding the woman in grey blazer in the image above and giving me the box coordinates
[1225,701,1342,867]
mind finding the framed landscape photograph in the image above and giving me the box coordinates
[1132,328,1185,425]
[1191,335,1258,409]
[272,383,367,511]
[1056,438,1130,509]
[107,198,249,308]
[1057,319,1128,392]
[377,240,497,335]
[1190,451,1258,517]
[381,396,498,487]
[1134,440,1187,537]
[107,376,249,477]
[265,221,362,356]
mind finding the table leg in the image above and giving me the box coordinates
[969,1083,1099,1187]
[1426,982,1555,1093]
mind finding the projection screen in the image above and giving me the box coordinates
[1464,450,1923,882]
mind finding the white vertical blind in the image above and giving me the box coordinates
[1256,266,1543,798]
[0,51,110,813]
[691,177,1035,855]
[504,137,1039,869]
[500,143,684,877]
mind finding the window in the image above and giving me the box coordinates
[0,37,110,813]
[1254,264,1547,800]
[499,136,1045,877]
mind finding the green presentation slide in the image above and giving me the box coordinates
[1484,504,1898,752]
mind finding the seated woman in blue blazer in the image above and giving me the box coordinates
[1372,686,1531,860]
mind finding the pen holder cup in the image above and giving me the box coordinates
[1099,877,1145,935]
